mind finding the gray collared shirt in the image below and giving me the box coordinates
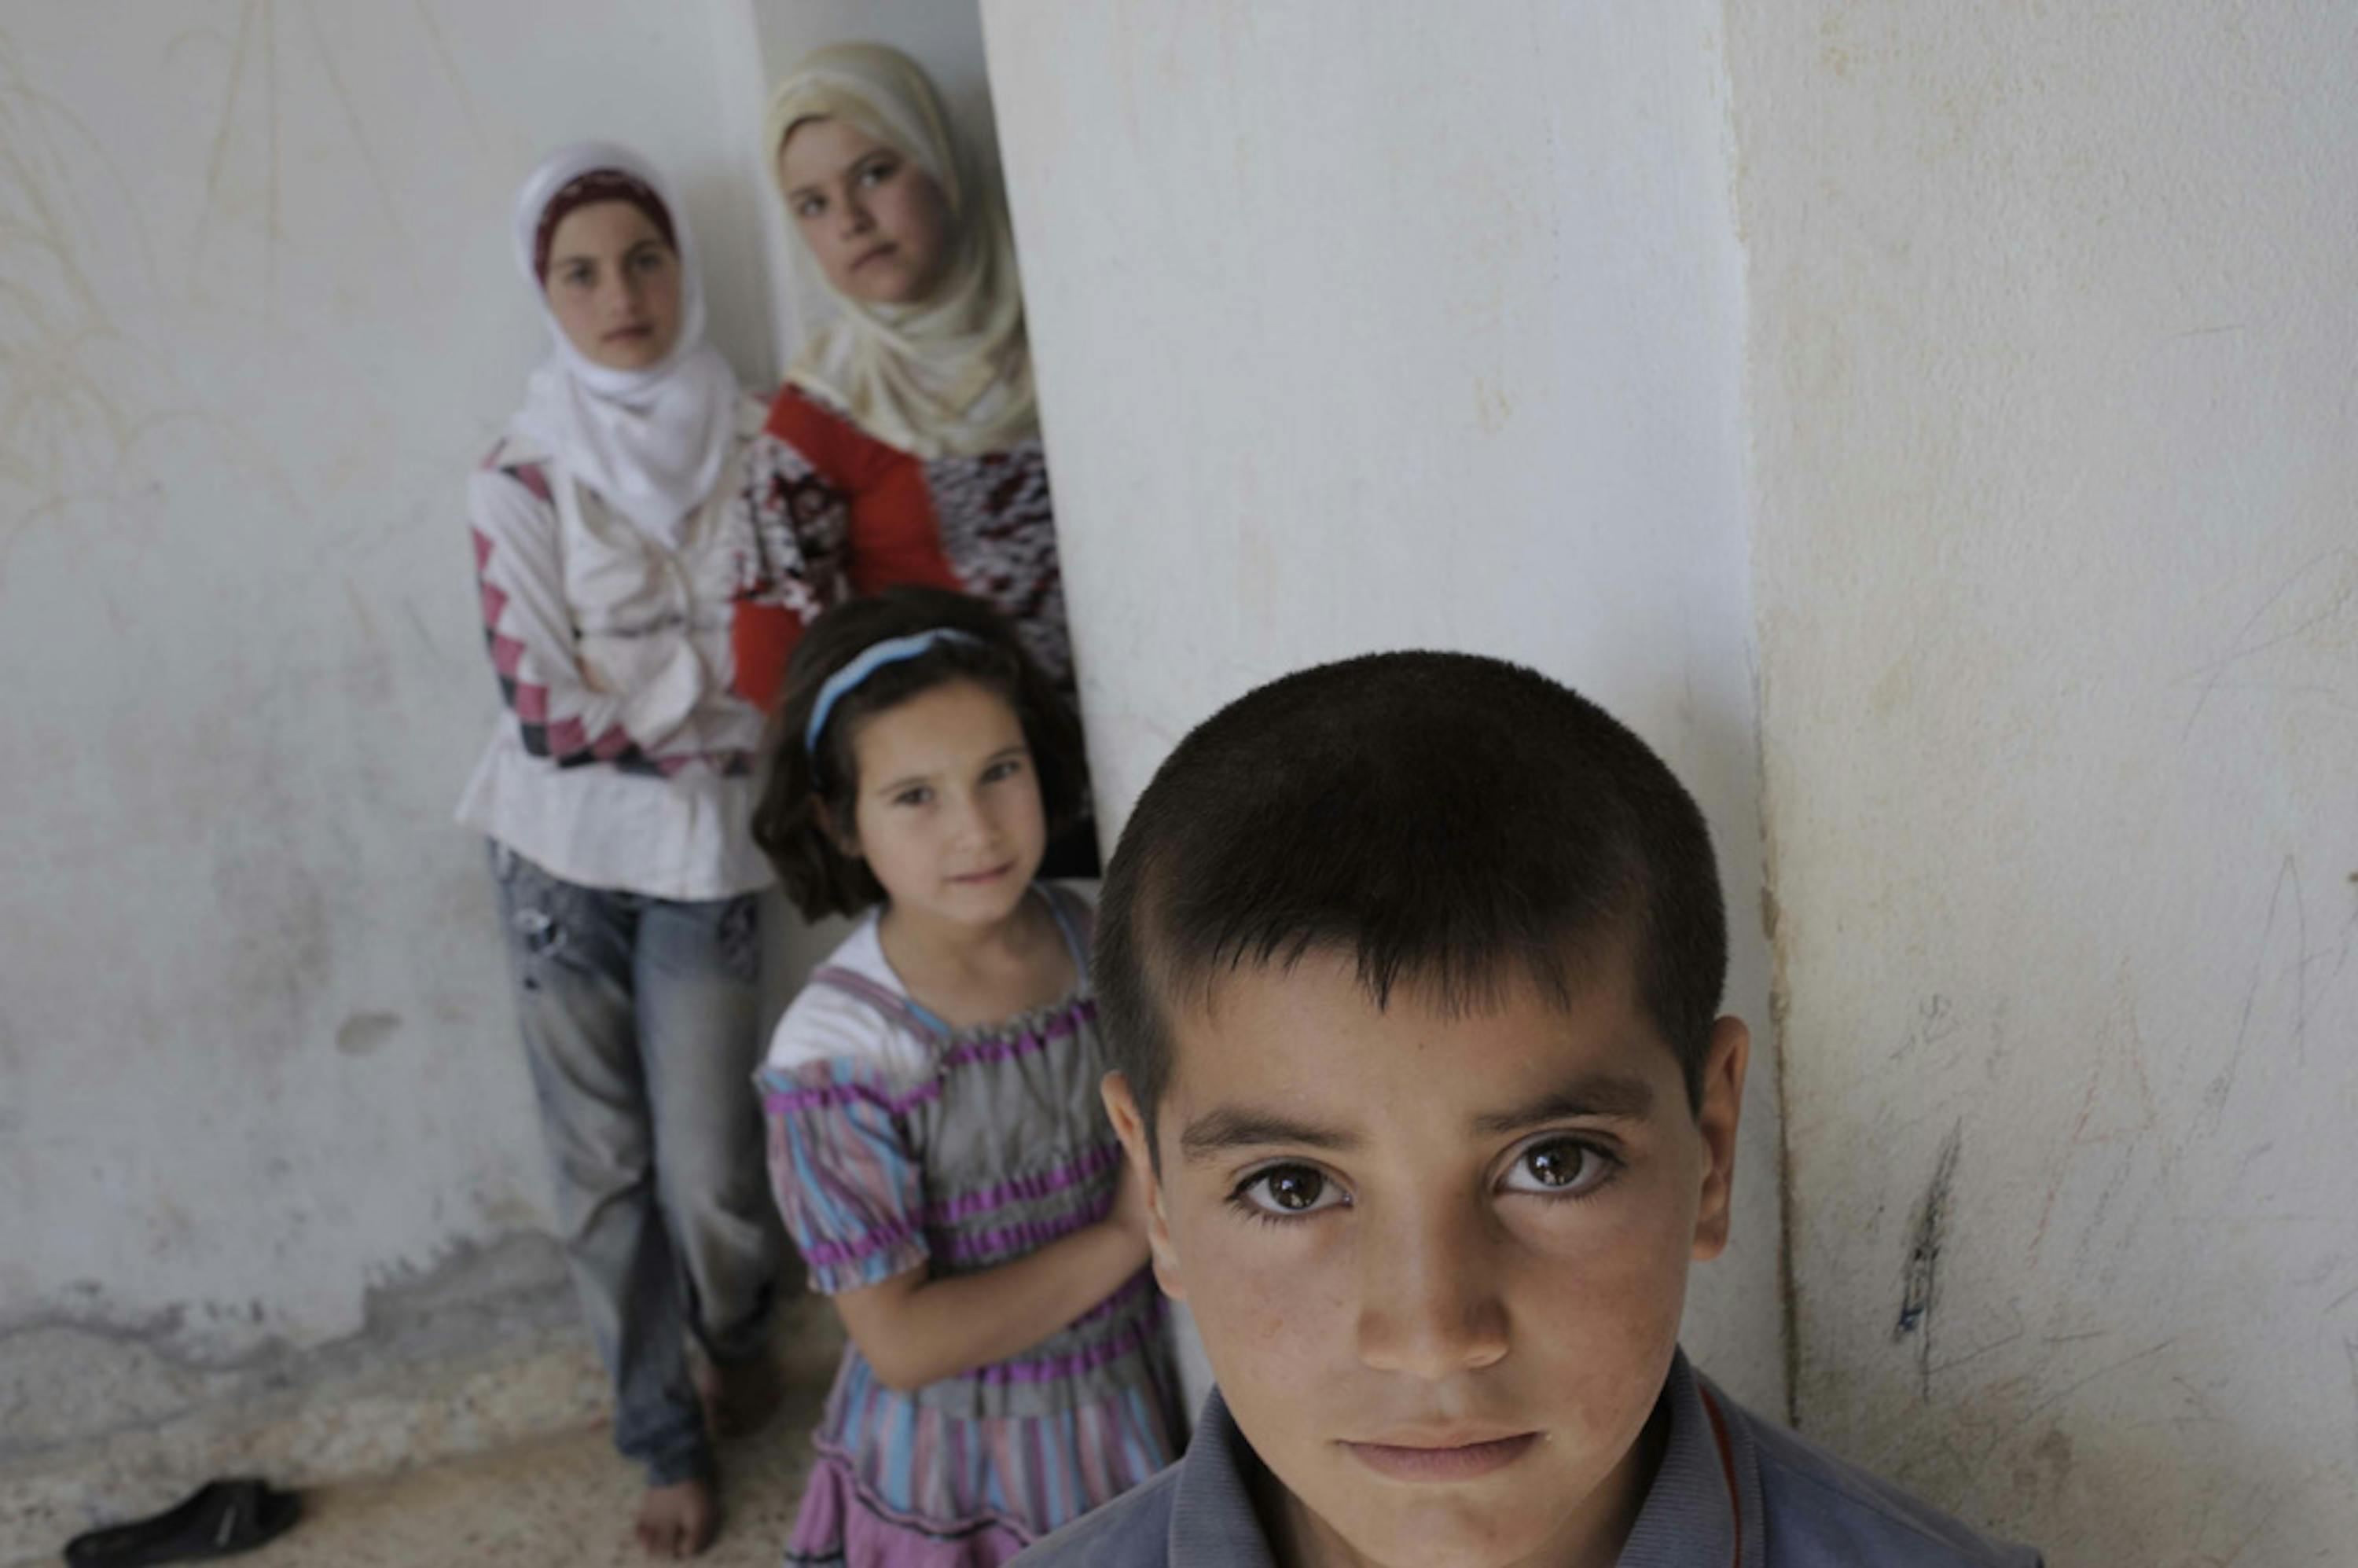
[1011,1352,2043,1566]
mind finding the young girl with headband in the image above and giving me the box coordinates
[751,587,1183,1564]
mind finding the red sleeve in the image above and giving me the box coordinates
[731,601,800,718]
[765,387,963,597]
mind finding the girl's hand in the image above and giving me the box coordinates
[832,1154,1163,1390]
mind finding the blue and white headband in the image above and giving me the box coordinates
[803,628,983,754]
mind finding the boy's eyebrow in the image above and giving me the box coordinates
[1470,1071,1656,1137]
[1178,1107,1361,1163]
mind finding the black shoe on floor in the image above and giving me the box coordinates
[63,1478,301,1566]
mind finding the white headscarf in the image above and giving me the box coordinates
[764,44,1038,461]
[511,142,740,545]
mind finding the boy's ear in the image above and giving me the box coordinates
[1100,1071,1185,1302]
[1690,1015,1750,1261]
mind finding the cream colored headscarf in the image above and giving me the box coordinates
[763,43,1038,461]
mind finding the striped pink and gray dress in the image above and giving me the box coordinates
[758,884,1184,1566]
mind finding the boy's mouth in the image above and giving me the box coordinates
[1340,1430,1540,1482]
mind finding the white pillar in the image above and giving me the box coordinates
[981,0,1784,1417]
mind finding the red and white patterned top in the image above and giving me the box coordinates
[730,386,1073,712]
[457,393,843,899]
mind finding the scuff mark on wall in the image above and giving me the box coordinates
[192,0,281,303]
[2208,856,2316,1123]
[0,28,153,553]
[2176,548,2358,738]
[1887,992,1959,1067]
[2006,1424,2073,1507]
[409,1,485,146]
[0,15,303,560]
[299,3,412,258]
[333,1011,402,1057]
[1894,1119,1963,1399]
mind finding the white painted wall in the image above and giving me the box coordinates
[1732,3,2358,1562]
[0,0,781,1470]
[979,0,1787,1416]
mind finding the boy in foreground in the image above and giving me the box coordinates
[1016,653,2039,1566]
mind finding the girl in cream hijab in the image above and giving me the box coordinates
[765,42,1037,459]
[742,46,1089,876]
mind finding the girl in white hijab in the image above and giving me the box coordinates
[744,46,1088,836]
[510,141,743,543]
[457,141,818,1559]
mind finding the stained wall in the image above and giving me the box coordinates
[0,2,787,1548]
[979,0,1787,1416]
[1731,4,2358,1559]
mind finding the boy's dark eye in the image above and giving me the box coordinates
[1235,1163,1345,1218]
[1528,1144,1580,1186]
[1265,1170,1322,1209]
[1499,1136,1616,1198]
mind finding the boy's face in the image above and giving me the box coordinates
[1105,944,1747,1568]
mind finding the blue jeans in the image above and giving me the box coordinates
[490,843,777,1485]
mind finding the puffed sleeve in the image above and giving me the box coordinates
[758,1057,930,1294]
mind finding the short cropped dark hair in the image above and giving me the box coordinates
[752,586,1089,920]
[1096,651,1728,1148]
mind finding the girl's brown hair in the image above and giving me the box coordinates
[751,586,1089,920]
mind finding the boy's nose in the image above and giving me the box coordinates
[1353,1202,1510,1380]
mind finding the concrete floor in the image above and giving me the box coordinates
[16,1388,828,1568]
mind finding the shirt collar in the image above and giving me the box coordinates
[1617,1350,1761,1567]
[1167,1351,1757,1568]
[1169,1386,1282,1567]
